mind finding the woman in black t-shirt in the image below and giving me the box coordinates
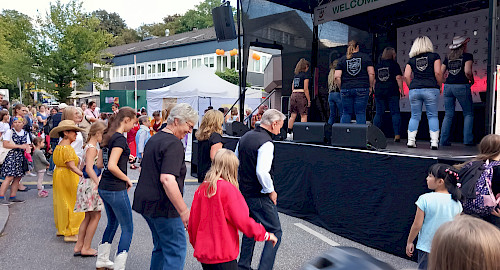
[334,40,375,124]
[195,109,224,183]
[373,47,404,142]
[440,36,475,147]
[404,36,444,150]
[96,107,137,269]
[288,58,311,135]
[132,103,198,269]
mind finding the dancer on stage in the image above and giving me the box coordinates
[404,36,443,149]
[440,36,475,146]
[287,58,311,136]
[373,47,404,142]
[335,40,375,124]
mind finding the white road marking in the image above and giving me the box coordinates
[294,223,340,246]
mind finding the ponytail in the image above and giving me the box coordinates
[428,163,463,202]
[346,40,359,60]
[102,107,136,147]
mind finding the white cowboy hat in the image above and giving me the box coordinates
[49,120,84,138]
[449,36,470,49]
[58,103,68,109]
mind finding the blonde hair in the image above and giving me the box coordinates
[328,59,339,91]
[204,149,239,198]
[231,107,238,116]
[162,103,176,122]
[62,106,80,121]
[409,36,434,58]
[85,121,107,144]
[346,40,359,59]
[381,47,396,60]
[294,58,310,75]
[195,110,223,141]
[429,215,500,270]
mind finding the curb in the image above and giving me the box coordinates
[0,205,8,235]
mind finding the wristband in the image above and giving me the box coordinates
[264,232,270,241]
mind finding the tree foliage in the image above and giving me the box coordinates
[35,0,113,102]
[91,9,140,46]
[168,0,226,35]
[216,68,250,87]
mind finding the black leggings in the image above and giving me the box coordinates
[202,260,237,270]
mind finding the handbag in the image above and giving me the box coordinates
[22,153,29,172]
[0,141,9,165]
[82,164,102,179]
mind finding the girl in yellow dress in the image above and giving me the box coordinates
[49,120,85,242]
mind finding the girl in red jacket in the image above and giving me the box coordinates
[188,149,277,270]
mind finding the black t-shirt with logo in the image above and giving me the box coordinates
[132,131,187,218]
[375,59,402,97]
[198,132,223,182]
[293,71,311,90]
[99,132,130,191]
[336,52,374,89]
[443,53,473,85]
[407,52,441,89]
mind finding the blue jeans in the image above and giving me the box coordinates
[408,88,440,132]
[238,196,282,270]
[417,250,428,270]
[373,95,401,136]
[98,189,134,253]
[142,215,186,270]
[440,84,474,145]
[340,88,369,124]
[328,92,343,125]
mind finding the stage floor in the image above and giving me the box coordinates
[378,139,478,161]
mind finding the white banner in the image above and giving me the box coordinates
[314,0,404,25]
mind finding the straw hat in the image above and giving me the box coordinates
[449,36,470,49]
[49,120,84,138]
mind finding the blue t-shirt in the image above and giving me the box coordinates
[415,192,462,253]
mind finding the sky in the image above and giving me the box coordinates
[1,0,233,29]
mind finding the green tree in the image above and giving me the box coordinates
[0,10,37,99]
[166,0,228,34]
[113,28,141,46]
[92,9,126,36]
[216,68,250,87]
[137,22,169,39]
[35,0,113,102]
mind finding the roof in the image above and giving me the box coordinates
[106,27,218,57]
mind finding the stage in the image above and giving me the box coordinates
[194,136,478,260]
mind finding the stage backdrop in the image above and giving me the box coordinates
[223,137,437,260]
[397,8,499,111]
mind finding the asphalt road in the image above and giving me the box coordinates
[0,165,417,270]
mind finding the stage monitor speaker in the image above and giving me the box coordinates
[331,124,387,149]
[293,122,330,144]
[225,121,249,137]
[212,5,237,41]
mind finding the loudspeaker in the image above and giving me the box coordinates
[331,124,387,149]
[225,121,249,137]
[293,122,330,144]
[212,4,237,41]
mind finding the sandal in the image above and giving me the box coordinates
[38,190,49,198]
[130,164,138,170]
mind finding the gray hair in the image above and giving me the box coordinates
[166,103,198,125]
[260,109,286,125]
[409,36,434,58]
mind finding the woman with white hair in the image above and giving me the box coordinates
[404,36,443,149]
[133,103,198,269]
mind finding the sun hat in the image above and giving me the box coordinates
[49,120,84,138]
[58,103,68,110]
[449,36,470,49]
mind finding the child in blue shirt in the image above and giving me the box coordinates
[135,115,151,166]
[406,163,463,270]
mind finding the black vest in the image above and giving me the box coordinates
[237,126,274,197]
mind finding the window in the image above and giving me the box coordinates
[222,56,228,70]
[120,68,123,77]
[172,62,177,71]
[261,56,268,71]
[231,56,236,69]
[167,62,172,72]
[209,57,214,68]
[204,57,209,67]
[161,63,165,73]
[192,59,197,68]
[147,64,152,74]
[217,56,222,72]
[152,64,156,73]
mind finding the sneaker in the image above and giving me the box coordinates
[10,198,25,203]
[27,172,37,177]
[46,171,53,176]
[0,199,12,205]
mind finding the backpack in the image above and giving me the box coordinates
[459,160,500,217]
[43,115,54,135]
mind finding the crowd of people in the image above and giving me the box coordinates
[289,35,475,150]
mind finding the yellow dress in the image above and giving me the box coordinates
[52,145,84,236]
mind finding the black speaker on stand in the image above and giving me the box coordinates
[212,3,237,41]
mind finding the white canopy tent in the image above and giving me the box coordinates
[146,67,263,160]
